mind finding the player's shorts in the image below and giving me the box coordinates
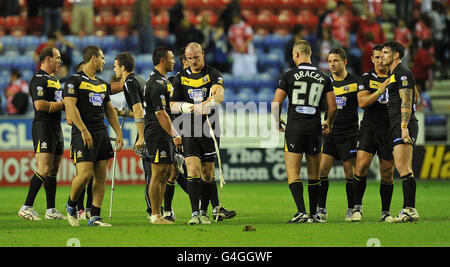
[322,134,358,161]
[71,129,114,164]
[284,134,321,155]
[390,119,419,148]
[146,136,174,164]
[357,126,393,160]
[183,136,219,162]
[32,121,64,155]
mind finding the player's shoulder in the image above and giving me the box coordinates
[346,72,361,83]
[31,69,50,82]
[394,63,413,77]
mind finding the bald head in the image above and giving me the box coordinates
[185,42,205,72]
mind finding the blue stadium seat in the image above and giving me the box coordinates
[0,56,12,71]
[253,34,265,50]
[21,70,34,82]
[264,33,289,49]
[235,88,253,103]
[257,73,278,89]
[103,53,115,70]
[2,35,20,51]
[224,88,238,102]
[79,35,102,50]
[19,35,40,53]
[256,87,274,102]
[12,56,36,72]
[135,54,153,73]
[101,35,118,52]
[64,35,80,49]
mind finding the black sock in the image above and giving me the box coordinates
[353,174,367,206]
[308,180,321,215]
[346,178,354,209]
[176,173,189,194]
[24,173,45,207]
[44,175,57,209]
[401,173,416,208]
[67,196,77,208]
[90,205,101,217]
[187,176,200,213]
[86,179,93,209]
[77,187,86,210]
[318,176,329,209]
[200,180,211,212]
[208,180,220,208]
[164,181,175,211]
[380,180,394,212]
[289,179,305,214]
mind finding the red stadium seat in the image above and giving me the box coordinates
[151,11,169,28]
[151,0,177,10]
[214,0,232,9]
[5,16,27,37]
[240,0,258,9]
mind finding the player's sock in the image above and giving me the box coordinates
[86,179,93,209]
[176,172,189,194]
[200,180,211,212]
[401,173,416,208]
[24,172,45,207]
[346,178,354,209]
[187,176,201,213]
[77,187,86,211]
[289,179,306,214]
[67,196,77,208]
[380,180,394,212]
[208,180,220,208]
[353,174,367,206]
[44,175,57,209]
[308,180,321,215]
[90,205,101,217]
[318,176,329,209]
[164,181,175,211]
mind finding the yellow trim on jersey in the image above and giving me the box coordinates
[333,83,358,96]
[79,81,108,93]
[369,80,383,90]
[154,149,159,163]
[47,79,61,89]
[284,140,288,152]
[181,75,210,88]
[36,140,40,153]
[388,74,396,85]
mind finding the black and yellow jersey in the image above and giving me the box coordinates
[330,72,360,137]
[385,63,417,123]
[278,62,333,135]
[63,71,111,134]
[171,64,224,137]
[143,69,173,141]
[29,69,62,124]
[358,70,390,128]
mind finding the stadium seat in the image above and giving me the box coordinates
[252,34,266,50]
[5,16,27,36]
[264,33,288,49]
[256,87,274,102]
[64,35,80,49]
[0,56,12,71]
[151,11,170,29]
[135,54,154,73]
[151,0,177,11]
[12,56,36,72]
[79,35,102,50]
[257,73,278,89]
[19,35,40,53]
[240,0,258,9]
[101,35,118,52]
[1,35,20,52]
[235,88,253,103]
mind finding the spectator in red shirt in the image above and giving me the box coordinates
[322,1,351,48]
[412,39,435,92]
[228,14,256,77]
[360,32,377,74]
[394,18,412,65]
[5,68,30,115]
[357,12,385,49]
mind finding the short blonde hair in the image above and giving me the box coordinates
[293,40,311,56]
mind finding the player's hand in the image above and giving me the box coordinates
[173,135,182,151]
[276,119,286,132]
[81,129,93,149]
[193,103,208,115]
[322,120,332,135]
[135,136,145,151]
[115,133,124,152]
[379,77,390,93]
[401,127,413,145]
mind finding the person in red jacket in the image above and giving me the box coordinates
[412,39,435,92]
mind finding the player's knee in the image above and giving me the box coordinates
[38,165,53,178]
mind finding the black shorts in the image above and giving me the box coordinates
[32,121,64,155]
[357,126,393,160]
[322,134,358,161]
[284,134,321,155]
[183,136,219,162]
[71,129,114,164]
[146,137,174,164]
[390,119,419,147]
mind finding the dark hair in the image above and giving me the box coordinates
[39,46,55,63]
[76,61,84,72]
[152,46,170,65]
[383,41,405,59]
[328,47,347,61]
[83,45,102,63]
[179,46,186,61]
[371,45,384,55]
[11,68,21,79]
[115,51,135,72]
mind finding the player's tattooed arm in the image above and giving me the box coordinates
[399,88,413,127]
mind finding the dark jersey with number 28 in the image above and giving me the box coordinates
[278,63,333,135]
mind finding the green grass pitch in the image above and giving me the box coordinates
[1,180,449,247]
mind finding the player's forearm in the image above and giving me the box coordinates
[358,92,380,108]
[110,82,124,94]
[34,100,64,113]
[132,103,145,139]
[105,102,123,137]
[65,102,88,132]
[399,88,413,127]
[327,106,337,127]
[155,110,178,137]
[270,102,282,124]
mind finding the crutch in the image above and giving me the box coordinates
[109,115,126,219]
